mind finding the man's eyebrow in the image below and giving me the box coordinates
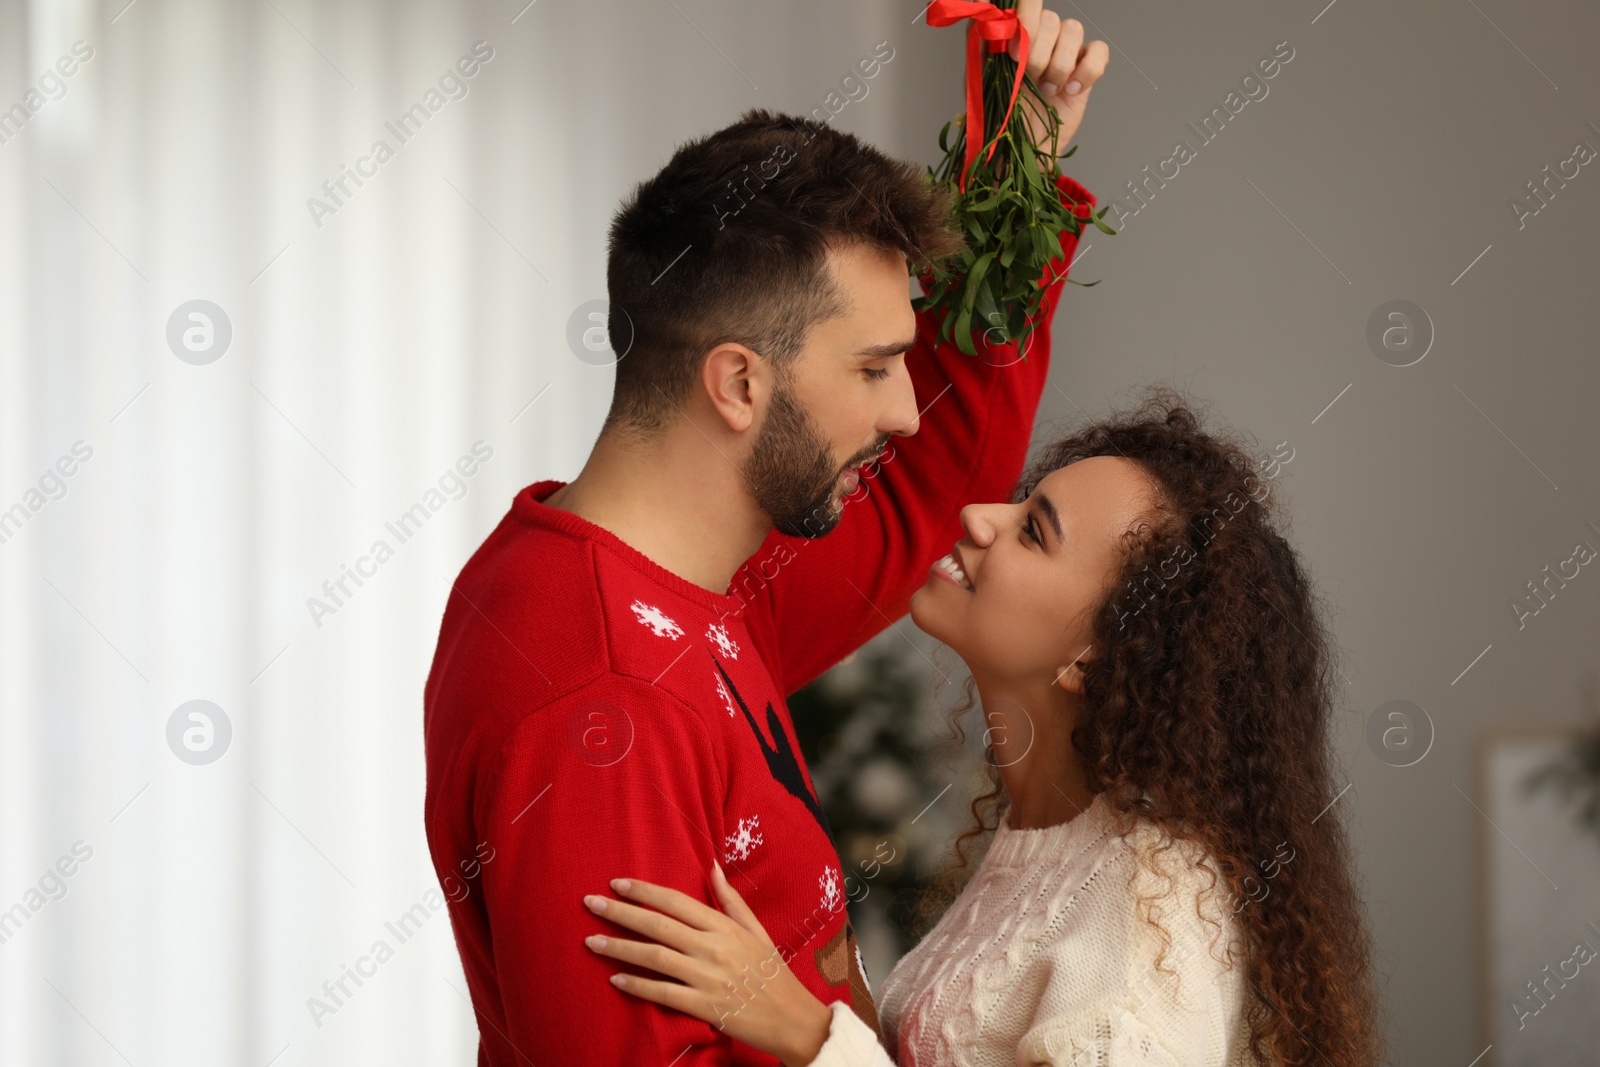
[855,337,918,359]
[1035,492,1064,544]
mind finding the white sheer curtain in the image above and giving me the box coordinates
[0,0,946,1061]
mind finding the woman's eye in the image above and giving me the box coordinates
[1022,516,1038,544]
[864,366,890,381]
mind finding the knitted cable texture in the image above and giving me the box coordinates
[813,792,1264,1066]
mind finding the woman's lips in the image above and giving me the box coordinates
[931,552,974,591]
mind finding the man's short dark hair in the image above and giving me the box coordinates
[602,108,964,434]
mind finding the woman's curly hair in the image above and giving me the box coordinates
[915,386,1382,1067]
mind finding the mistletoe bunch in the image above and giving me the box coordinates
[913,1,1117,357]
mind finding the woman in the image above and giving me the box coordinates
[581,390,1382,1066]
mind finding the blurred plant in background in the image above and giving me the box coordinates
[791,628,976,985]
[1523,683,1600,845]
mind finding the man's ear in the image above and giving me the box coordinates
[701,342,764,432]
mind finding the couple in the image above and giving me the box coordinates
[423,5,1379,1065]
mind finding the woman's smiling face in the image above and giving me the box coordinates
[909,455,1162,686]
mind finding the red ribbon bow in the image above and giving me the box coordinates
[924,0,1031,191]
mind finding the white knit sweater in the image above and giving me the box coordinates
[812,793,1263,1066]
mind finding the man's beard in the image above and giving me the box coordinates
[744,375,885,539]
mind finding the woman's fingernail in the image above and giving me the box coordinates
[586,935,607,951]
[1065,79,1082,95]
[610,974,627,988]
[610,878,631,894]
[1041,81,1059,96]
[584,894,607,912]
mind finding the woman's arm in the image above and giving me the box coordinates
[583,862,893,1066]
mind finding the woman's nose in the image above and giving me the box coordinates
[958,502,1001,546]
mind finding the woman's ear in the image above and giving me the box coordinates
[1052,663,1086,694]
[1053,644,1094,694]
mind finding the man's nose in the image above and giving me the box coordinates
[883,367,920,437]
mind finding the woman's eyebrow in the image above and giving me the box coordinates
[1035,492,1064,543]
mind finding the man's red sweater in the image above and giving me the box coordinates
[423,174,1096,1066]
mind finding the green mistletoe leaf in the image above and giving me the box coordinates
[913,6,1115,357]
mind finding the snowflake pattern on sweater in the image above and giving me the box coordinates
[631,599,684,639]
[713,670,737,718]
[820,863,843,914]
[724,815,764,862]
[706,622,740,659]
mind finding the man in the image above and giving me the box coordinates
[424,6,1106,1062]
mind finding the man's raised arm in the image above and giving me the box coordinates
[735,173,1097,695]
